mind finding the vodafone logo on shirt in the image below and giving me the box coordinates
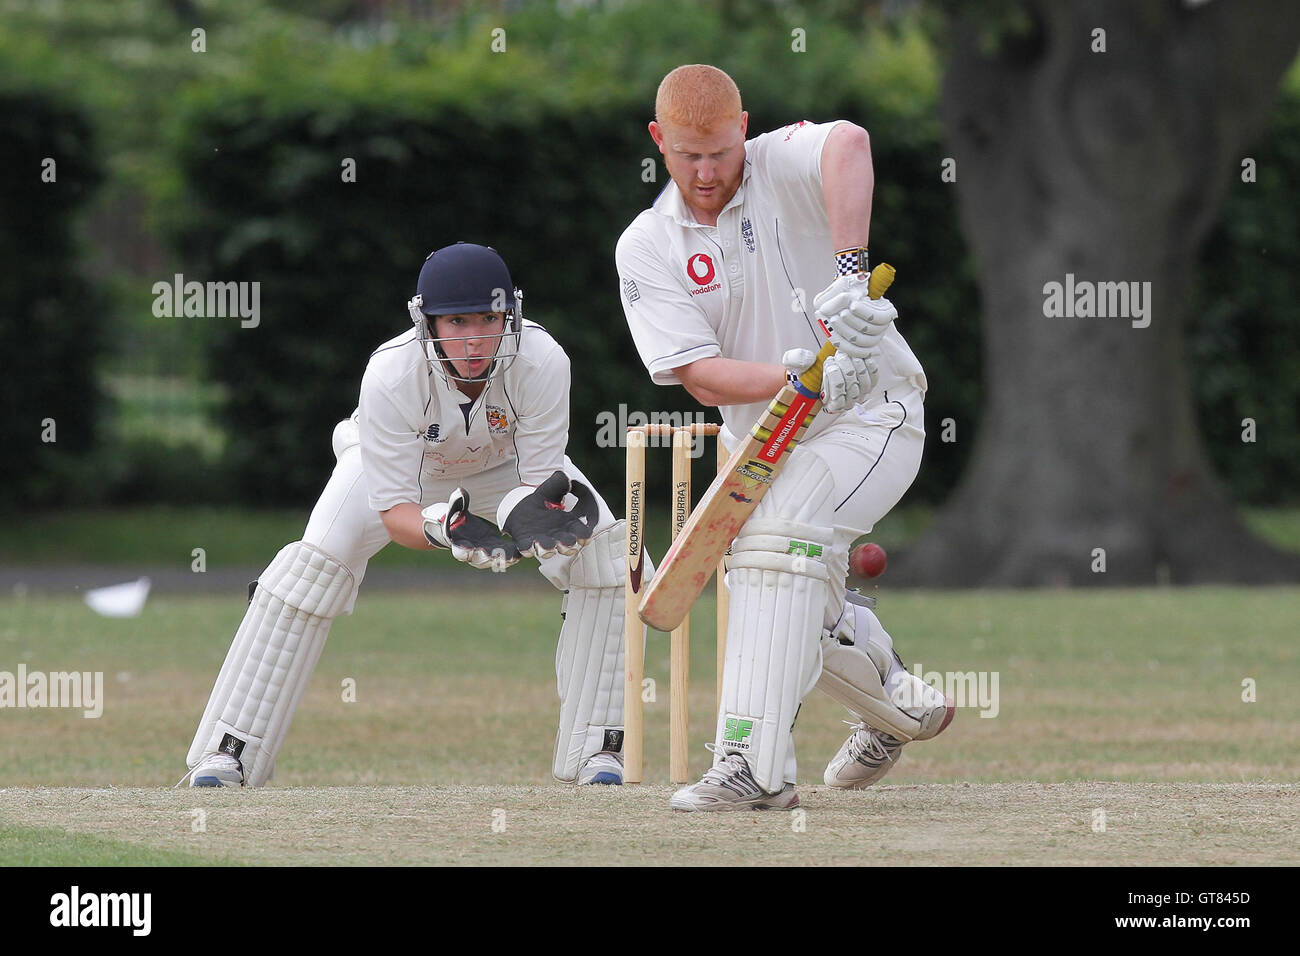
[782,120,810,141]
[687,254,715,284]
[686,253,721,295]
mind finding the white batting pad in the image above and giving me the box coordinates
[187,541,355,786]
[716,518,831,793]
[818,594,940,742]
[747,445,848,632]
[552,521,627,781]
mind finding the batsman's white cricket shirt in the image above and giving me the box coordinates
[356,320,570,511]
[616,119,927,440]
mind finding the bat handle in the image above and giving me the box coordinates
[795,340,838,397]
[796,263,896,395]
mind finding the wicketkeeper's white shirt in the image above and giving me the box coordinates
[356,320,570,512]
[616,119,927,440]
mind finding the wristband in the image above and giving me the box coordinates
[834,247,869,277]
[786,368,820,399]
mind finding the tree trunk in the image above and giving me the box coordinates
[898,0,1300,586]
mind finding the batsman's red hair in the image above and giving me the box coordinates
[655,64,743,133]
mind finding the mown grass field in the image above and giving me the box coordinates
[2,587,1297,865]
[2,504,1296,569]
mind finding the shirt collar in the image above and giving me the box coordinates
[652,150,753,228]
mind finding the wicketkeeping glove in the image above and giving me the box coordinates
[497,471,601,560]
[813,275,898,358]
[423,488,522,572]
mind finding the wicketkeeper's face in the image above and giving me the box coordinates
[650,114,748,221]
[432,312,506,381]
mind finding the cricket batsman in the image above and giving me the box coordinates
[616,65,954,811]
[184,242,634,787]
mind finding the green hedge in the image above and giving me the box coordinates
[0,88,106,509]
[164,9,977,508]
[145,1,1300,509]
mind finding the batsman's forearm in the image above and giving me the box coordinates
[675,356,786,406]
[380,502,436,551]
[821,123,874,252]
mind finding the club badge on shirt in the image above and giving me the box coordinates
[486,405,509,434]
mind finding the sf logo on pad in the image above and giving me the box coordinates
[724,717,754,747]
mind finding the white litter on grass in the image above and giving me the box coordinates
[84,577,151,618]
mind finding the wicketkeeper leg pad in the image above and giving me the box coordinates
[716,517,832,793]
[817,592,946,742]
[552,520,628,781]
[187,541,356,786]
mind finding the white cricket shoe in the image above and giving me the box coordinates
[824,723,905,788]
[577,752,624,786]
[189,752,245,788]
[824,687,955,789]
[669,752,800,812]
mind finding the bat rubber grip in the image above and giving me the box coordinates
[796,340,837,395]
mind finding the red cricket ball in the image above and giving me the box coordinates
[850,542,887,578]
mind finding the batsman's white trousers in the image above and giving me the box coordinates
[721,386,926,627]
[714,385,926,786]
[809,385,926,628]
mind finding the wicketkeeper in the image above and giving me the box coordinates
[183,242,635,787]
[616,65,955,811]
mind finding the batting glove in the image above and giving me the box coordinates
[498,471,601,560]
[782,347,877,414]
[813,275,897,358]
[781,347,817,380]
[821,350,877,414]
[423,488,522,572]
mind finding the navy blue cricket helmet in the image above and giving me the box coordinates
[406,242,524,382]
[415,242,516,316]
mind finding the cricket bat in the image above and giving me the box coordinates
[637,262,896,632]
